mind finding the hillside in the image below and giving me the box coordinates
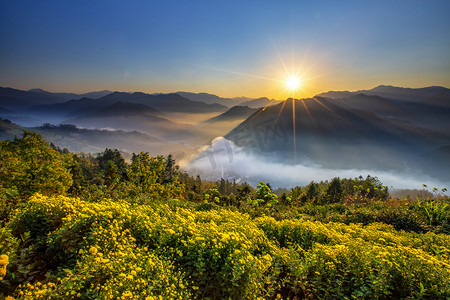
[176,91,242,107]
[239,97,281,108]
[225,97,450,180]
[0,87,67,110]
[99,92,228,113]
[1,87,229,128]
[28,88,111,100]
[203,105,259,123]
[318,85,450,108]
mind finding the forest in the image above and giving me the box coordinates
[0,132,449,299]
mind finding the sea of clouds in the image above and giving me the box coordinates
[184,137,449,191]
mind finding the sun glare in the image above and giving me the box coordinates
[285,76,301,92]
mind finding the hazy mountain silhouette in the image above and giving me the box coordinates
[99,92,228,113]
[78,101,163,118]
[194,106,260,142]
[318,85,450,108]
[225,97,450,180]
[330,93,450,134]
[63,101,183,136]
[28,88,112,100]
[239,97,281,108]
[176,91,242,107]
[0,86,68,110]
[203,106,259,123]
[0,119,190,159]
[3,85,450,181]
[20,89,228,127]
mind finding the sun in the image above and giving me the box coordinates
[285,76,302,92]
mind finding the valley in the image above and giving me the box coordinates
[1,84,449,188]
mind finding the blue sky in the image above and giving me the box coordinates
[1,0,449,98]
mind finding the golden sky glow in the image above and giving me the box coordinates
[1,1,449,100]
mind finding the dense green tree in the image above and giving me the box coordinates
[237,183,252,199]
[324,177,344,203]
[97,149,128,182]
[255,182,278,206]
[0,131,73,197]
[162,154,178,183]
[342,175,389,201]
[304,181,320,204]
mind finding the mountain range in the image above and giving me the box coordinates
[317,85,450,108]
[225,88,450,181]
[1,84,449,183]
[28,88,112,101]
[177,92,281,108]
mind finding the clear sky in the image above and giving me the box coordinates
[1,0,449,99]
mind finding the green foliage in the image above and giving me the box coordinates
[416,196,449,233]
[324,177,343,204]
[255,182,278,207]
[0,131,73,197]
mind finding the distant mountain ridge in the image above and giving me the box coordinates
[176,91,242,108]
[0,119,189,158]
[317,85,450,108]
[99,91,228,113]
[239,97,281,108]
[28,88,112,100]
[76,101,164,118]
[203,105,259,123]
[0,86,68,109]
[225,94,450,181]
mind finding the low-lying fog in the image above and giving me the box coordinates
[183,137,449,191]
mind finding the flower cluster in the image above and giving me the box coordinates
[3,194,449,299]
[0,254,9,280]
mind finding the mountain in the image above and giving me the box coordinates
[239,97,281,108]
[63,101,182,136]
[194,106,260,142]
[25,90,229,128]
[32,97,99,117]
[77,101,163,118]
[367,85,450,105]
[0,119,190,159]
[203,106,259,123]
[232,96,254,102]
[0,86,68,110]
[62,101,221,146]
[318,85,450,108]
[176,92,242,107]
[98,92,228,113]
[28,88,112,100]
[225,97,450,179]
[321,93,450,135]
[316,90,354,99]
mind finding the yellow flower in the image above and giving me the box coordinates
[0,255,9,278]
[89,247,98,255]
[122,291,133,298]
[0,255,8,265]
